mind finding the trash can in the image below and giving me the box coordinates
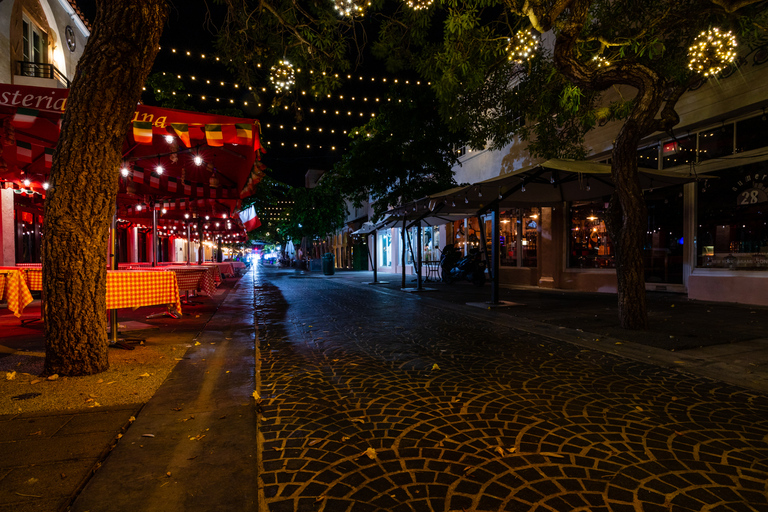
[322,252,335,275]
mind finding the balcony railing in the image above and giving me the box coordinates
[16,61,70,88]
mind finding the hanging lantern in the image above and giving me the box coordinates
[333,0,369,17]
[591,55,610,68]
[405,0,433,10]
[506,29,538,64]
[269,60,295,93]
[688,28,737,77]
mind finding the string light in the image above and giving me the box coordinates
[334,0,370,17]
[506,29,538,64]
[591,55,610,68]
[688,28,737,77]
[405,0,433,10]
[269,60,295,93]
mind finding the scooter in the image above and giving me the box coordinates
[440,244,462,282]
[445,247,487,286]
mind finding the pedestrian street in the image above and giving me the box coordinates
[254,267,768,512]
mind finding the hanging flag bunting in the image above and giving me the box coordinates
[168,177,178,192]
[16,141,33,163]
[171,123,191,148]
[133,121,154,144]
[150,174,160,188]
[132,169,145,182]
[238,205,261,232]
[234,123,253,146]
[44,147,54,168]
[184,183,191,195]
[205,124,223,146]
[11,108,39,129]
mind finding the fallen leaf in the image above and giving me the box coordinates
[364,447,376,460]
[27,478,38,484]
[351,418,365,423]
[194,341,201,346]
[166,472,172,477]
[129,416,136,423]
[142,434,155,438]
[29,430,42,436]
[138,373,150,378]
[341,436,351,442]
[431,363,440,370]
[615,342,623,345]
[189,434,206,441]
[635,406,644,412]
[315,495,326,503]
[507,447,516,454]
[252,390,261,400]
[539,452,565,458]
[495,446,505,457]
[451,396,460,403]
[105,381,116,385]
[47,374,59,381]
[6,371,16,380]
[273,447,284,451]
[97,379,103,384]
[308,439,322,446]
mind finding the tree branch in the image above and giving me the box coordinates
[710,0,766,13]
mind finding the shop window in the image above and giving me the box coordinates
[569,202,614,268]
[644,187,684,284]
[421,226,440,262]
[698,124,734,162]
[697,163,768,269]
[637,145,660,170]
[735,114,768,154]
[498,208,539,267]
[379,231,391,267]
[661,135,696,169]
[15,207,43,263]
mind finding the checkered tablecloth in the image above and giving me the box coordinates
[0,269,34,317]
[106,270,182,314]
[20,268,42,291]
[167,267,217,297]
[203,262,234,279]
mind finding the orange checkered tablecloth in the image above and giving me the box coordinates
[0,269,34,317]
[20,268,42,291]
[106,270,182,314]
[124,266,216,297]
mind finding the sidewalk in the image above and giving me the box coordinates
[0,270,255,512]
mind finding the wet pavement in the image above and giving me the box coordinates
[254,266,768,512]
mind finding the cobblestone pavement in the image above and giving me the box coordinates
[254,267,768,512]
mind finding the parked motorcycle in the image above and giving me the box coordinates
[440,244,462,282]
[443,246,487,286]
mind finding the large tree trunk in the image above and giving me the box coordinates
[43,0,168,376]
[608,124,649,330]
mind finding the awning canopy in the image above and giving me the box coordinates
[0,84,266,217]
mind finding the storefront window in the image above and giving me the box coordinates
[638,144,660,170]
[492,208,540,267]
[697,163,768,269]
[379,231,391,267]
[644,187,684,284]
[421,226,440,262]
[569,202,614,268]
[698,124,734,162]
[736,115,768,154]
[662,135,696,169]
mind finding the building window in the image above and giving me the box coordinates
[22,15,47,74]
[644,187,685,284]
[498,208,539,267]
[736,114,768,154]
[698,124,734,162]
[638,144,660,170]
[379,231,391,267]
[661,135,696,169]
[697,163,768,269]
[569,202,614,268]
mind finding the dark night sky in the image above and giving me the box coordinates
[73,0,398,189]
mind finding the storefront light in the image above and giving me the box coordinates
[156,165,164,174]
[43,182,49,190]
[194,155,203,166]
[164,135,174,144]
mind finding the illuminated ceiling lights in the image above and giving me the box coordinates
[269,60,295,93]
[688,27,737,77]
[506,29,538,64]
[405,0,433,10]
[333,0,369,17]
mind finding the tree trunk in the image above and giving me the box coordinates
[43,0,168,376]
[608,117,650,330]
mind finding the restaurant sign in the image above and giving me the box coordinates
[731,171,768,205]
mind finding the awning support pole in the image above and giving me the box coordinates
[491,203,500,304]
[401,217,406,289]
[151,203,158,267]
[416,222,423,290]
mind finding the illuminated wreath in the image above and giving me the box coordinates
[688,28,737,77]
[333,0,369,17]
[269,60,295,93]
[405,0,434,10]
[506,29,538,64]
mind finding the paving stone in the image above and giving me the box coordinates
[253,269,768,512]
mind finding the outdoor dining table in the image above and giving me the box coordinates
[0,267,34,317]
[106,270,182,317]
[122,265,216,298]
[163,262,225,282]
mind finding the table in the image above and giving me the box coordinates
[0,268,34,317]
[124,265,216,298]
[106,270,182,316]
[423,260,441,282]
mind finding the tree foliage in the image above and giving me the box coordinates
[327,85,465,219]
